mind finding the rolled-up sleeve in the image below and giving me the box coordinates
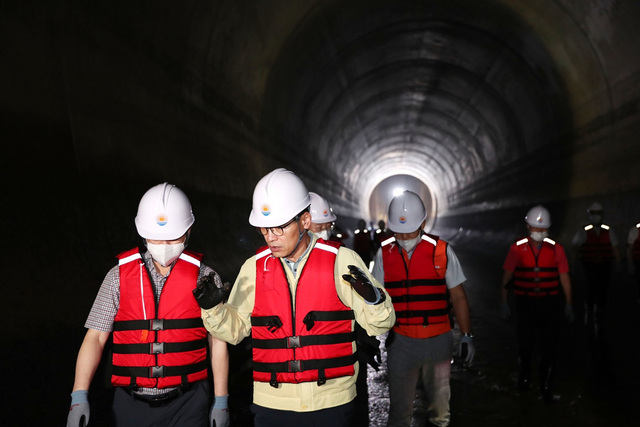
[334,247,396,337]
[201,257,256,345]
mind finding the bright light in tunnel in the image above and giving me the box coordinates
[392,187,405,197]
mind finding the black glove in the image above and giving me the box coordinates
[342,265,381,303]
[356,326,382,371]
[193,273,231,309]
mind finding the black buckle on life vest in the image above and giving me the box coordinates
[151,319,164,331]
[269,372,278,388]
[289,360,302,372]
[287,336,301,348]
[151,366,164,378]
[151,342,165,354]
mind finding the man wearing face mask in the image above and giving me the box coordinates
[571,202,620,341]
[309,192,337,241]
[66,183,230,427]
[371,191,473,427]
[501,205,573,404]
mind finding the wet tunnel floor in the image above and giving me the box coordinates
[6,247,640,426]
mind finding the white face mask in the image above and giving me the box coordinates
[314,230,331,241]
[147,242,184,267]
[529,231,548,242]
[397,236,421,253]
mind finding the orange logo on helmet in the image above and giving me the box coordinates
[399,216,407,224]
[156,215,168,226]
[323,209,329,217]
[261,205,271,216]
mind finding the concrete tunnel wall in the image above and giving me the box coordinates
[3,0,640,337]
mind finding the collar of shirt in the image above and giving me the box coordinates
[142,251,172,301]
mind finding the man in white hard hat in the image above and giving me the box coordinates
[501,205,573,404]
[66,183,230,427]
[571,202,620,340]
[194,168,395,427]
[371,191,473,427]
[308,191,337,241]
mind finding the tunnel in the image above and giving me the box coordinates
[2,0,640,425]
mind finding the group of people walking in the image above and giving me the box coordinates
[65,167,630,427]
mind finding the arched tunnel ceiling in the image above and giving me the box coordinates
[259,0,594,219]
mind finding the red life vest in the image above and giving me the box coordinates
[381,235,450,326]
[633,224,640,261]
[353,228,373,253]
[251,239,357,387]
[512,238,561,297]
[580,224,614,263]
[111,248,208,389]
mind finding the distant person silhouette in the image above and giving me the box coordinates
[572,202,620,341]
[500,205,573,404]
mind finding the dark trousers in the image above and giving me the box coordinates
[582,262,612,333]
[251,400,355,427]
[515,295,563,388]
[112,381,209,427]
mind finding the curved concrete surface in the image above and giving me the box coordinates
[2,0,640,425]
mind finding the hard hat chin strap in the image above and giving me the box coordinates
[284,223,307,259]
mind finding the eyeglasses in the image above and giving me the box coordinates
[257,217,298,236]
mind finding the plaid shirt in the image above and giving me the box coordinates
[85,250,220,394]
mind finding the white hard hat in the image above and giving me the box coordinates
[249,168,311,227]
[387,191,427,233]
[588,202,603,213]
[135,183,195,240]
[309,192,337,223]
[525,205,551,228]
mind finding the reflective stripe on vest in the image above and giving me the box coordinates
[580,224,614,263]
[513,238,560,297]
[382,235,449,326]
[251,239,356,386]
[112,248,207,389]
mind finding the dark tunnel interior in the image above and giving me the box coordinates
[2,0,640,425]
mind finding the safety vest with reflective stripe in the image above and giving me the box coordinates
[251,239,356,387]
[111,248,208,389]
[381,235,450,327]
[512,238,560,297]
[579,224,615,264]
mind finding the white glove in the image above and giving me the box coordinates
[66,390,90,427]
[459,335,475,367]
